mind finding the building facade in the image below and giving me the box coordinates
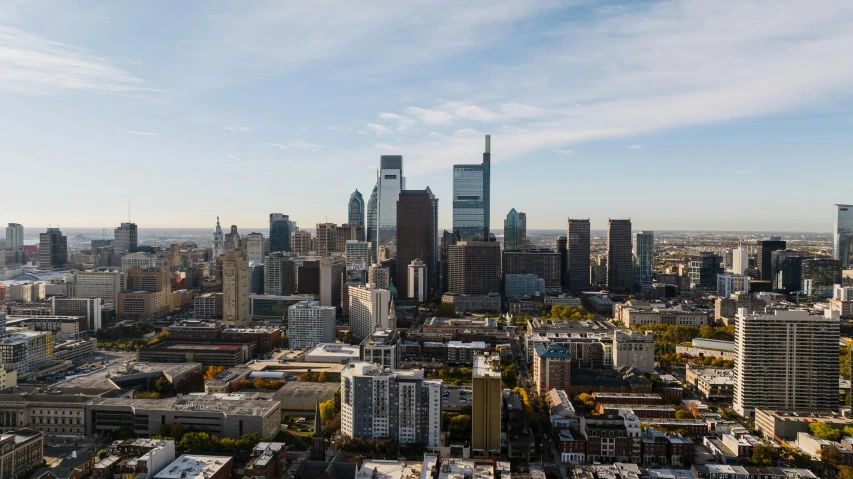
[349,189,365,233]
[503,209,526,252]
[633,231,654,289]
[757,239,786,281]
[447,241,501,295]
[376,155,405,260]
[269,213,292,253]
[407,259,427,302]
[834,204,853,269]
[5,223,23,251]
[396,188,437,297]
[222,249,249,327]
[114,222,138,254]
[472,354,502,457]
[288,300,336,349]
[264,252,296,296]
[452,135,491,242]
[349,284,391,341]
[567,219,591,292]
[607,220,633,292]
[717,274,749,298]
[38,228,67,270]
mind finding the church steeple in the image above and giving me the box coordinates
[311,397,325,461]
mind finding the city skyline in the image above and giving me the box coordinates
[2,2,853,230]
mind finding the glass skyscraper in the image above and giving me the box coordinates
[503,208,525,252]
[834,204,853,269]
[366,182,378,246]
[376,155,405,260]
[348,189,365,232]
[452,135,491,241]
[269,213,292,253]
[633,231,654,287]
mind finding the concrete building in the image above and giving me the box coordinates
[249,294,313,322]
[5,223,23,251]
[345,240,371,274]
[291,231,312,255]
[154,455,233,479]
[689,252,722,290]
[440,293,501,314]
[51,296,102,331]
[376,155,405,260]
[502,248,562,291]
[757,239,786,281]
[368,264,390,290]
[685,366,735,401]
[67,270,121,306]
[0,428,43,479]
[341,362,441,447]
[0,331,51,376]
[296,256,345,309]
[732,245,749,275]
[633,231,654,289]
[834,204,853,269]
[452,135,491,242]
[114,222,138,254]
[359,329,400,369]
[193,293,223,319]
[287,300,336,349]
[304,343,360,363]
[263,252,296,296]
[533,343,572,395]
[315,223,337,255]
[567,219,591,292]
[245,232,265,263]
[222,249,249,327]
[349,284,391,341]
[734,309,839,416]
[676,338,736,361]
[717,274,749,298]
[447,241,501,295]
[607,219,633,292]
[612,330,655,373]
[335,224,365,253]
[472,354,502,457]
[52,337,97,362]
[616,302,709,327]
[407,259,427,302]
[38,228,67,270]
[504,274,546,299]
[137,343,252,367]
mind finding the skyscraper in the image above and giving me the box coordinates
[472,354,502,457]
[264,252,296,296]
[503,208,526,252]
[366,182,378,246]
[607,219,633,292]
[269,213,292,253]
[114,222,138,254]
[291,231,313,255]
[222,248,249,327]
[224,225,241,251]
[245,232,265,263]
[38,228,67,271]
[349,284,391,341]
[633,231,654,288]
[689,252,722,289]
[732,244,749,275]
[376,155,405,260]
[447,241,501,295]
[555,235,568,290]
[315,223,337,255]
[349,190,365,234]
[757,239,786,281]
[834,204,853,269]
[396,188,437,297]
[5,223,23,251]
[566,219,591,292]
[452,135,491,241]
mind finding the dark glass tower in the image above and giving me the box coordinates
[566,219,590,292]
[395,188,437,297]
[269,213,291,253]
[757,239,786,281]
[607,219,633,292]
[452,135,491,241]
[38,228,67,270]
[367,181,378,247]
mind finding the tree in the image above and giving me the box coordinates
[822,446,843,471]
[154,375,175,397]
[97,449,108,460]
[810,421,842,441]
[501,363,519,389]
[157,424,172,438]
[117,426,136,440]
[460,405,473,416]
[320,399,337,423]
[134,391,161,399]
[750,442,779,467]
[839,465,853,479]
[675,410,692,420]
[576,393,595,410]
[204,365,225,381]
[317,372,330,382]
[435,303,456,317]
[172,421,184,441]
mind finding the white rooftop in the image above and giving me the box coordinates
[154,455,231,479]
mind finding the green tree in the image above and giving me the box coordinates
[172,421,184,441]
[501,363,519,389]
[750,442,779,467]
[810,422,842,441]
[575,393,595,410]
[97,449,108,460]
[675,410,692,420]
[117,426,136,440]
[320,399,337,423]
[157,423,172,438]
[435,303,456,317]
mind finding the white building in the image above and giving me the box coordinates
[368,264,390,290]
[717,274,749,298]
[244,232,265,263]
[305,343,360,363]
[287,300,336,349]
[407,259,427,302]
[345,240,371,271]
[348,284,391,341]
[68,270,121,307]
[341,362,441,447]
[4,223,23,251]
[51,296,102,331]
[544,294,581,307]
[359,329,400,369]
[835,284,853,301]
[612,330,655,373]
[731,245,749,275]
[212,217,225,259]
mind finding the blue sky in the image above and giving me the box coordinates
[1,0,852,232]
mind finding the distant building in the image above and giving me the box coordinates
[359,329,400,369]
[502,248,562,292]
[264,252,296,296]
[51,296,102,332]
[567,219,591,291]
[297,256,344,309]
[68,270,121,307]
[504,274,546,299]
[349,190,365,233]
[533,343,572,395]
[288,300,336,349]
[114,222,138,254]
[0,429,44,479]
[396,188,437,296]
[222,249,249,327]
[244,232,265,263]
[504,209,526,252]
[633,231,654,289]
[0,331,52,376]
[38,228,67,270]
[834,204,853,269]
[349,284,391,341]
[269,213,292,253]
[447,241,501,295]
[802,258,842,297]
[612,330,655,372]
[376,155,405,260]
[732,245,749,275]
[193,293,223,319]
[291,231,312,255]
[5,223,23,251]
[452,135,491,242]
[249,294,313,322]
[717,274,749,297]
[607,219,633,292]
[368,264,390,290]
[689,252,722,290]
[153,454,233,479]
[756,239,786,281]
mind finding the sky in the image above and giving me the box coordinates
[1,0,852,233]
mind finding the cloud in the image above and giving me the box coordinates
[365,123,393,136]
[0,26,158,95]
[454,105,498,122]
[378,112,417,131]
[123,131,158,136]
[406,107,456,125]
[501,103,546,119]
[628,144,643,150]
[222,126,253,133]
[227,154,241,160]
[556,149,574,155]
[266,140,323,151]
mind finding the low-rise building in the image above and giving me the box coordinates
[612,330,655,373]
[440,293,501,314]
[755,409,853,441]
[0,330,51,376]
[685,366,735,401]
[0,428,44,479]
[52,337,97,362]
[244,442,286,479]
[101,438,176,479]
[446,341,486,365]
[137,342,252,367]
[154,455,233,479]
[304,343,360,363]
[676,338,736,361]
[546,389,576,418]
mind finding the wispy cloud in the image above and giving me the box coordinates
[222,125,253,133]
[556,149,574,155]
[227,154,241,160]
[378,112,417,131]
[366,124,393,136]
[406,107,456,126]
[123,131,158,136]
[266,140,323,151]
[628,144,643,150]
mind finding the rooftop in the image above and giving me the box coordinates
[91,392,280,415]
[57,362,201,389]
[473,354,501,377]
[305,343,360,357]
[154,455,232,479]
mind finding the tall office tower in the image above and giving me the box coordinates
[439,231,457,294]
[212,217,225,258]
[396,188,437,297]
[341,362,442,446]
[249,261,264,294]
[368,265,390,290]
[502,248,562,291]
[52,296,102,332]
[291,231,313,255]
[452,135,491,241]
[315,223,337,255]
[349,190,365,233]
[717,273,749,297]
[335,224,365,253]
[287,300,336,349]
[771,250,807,290]
[802,258,843,297]
[224,225,241,251]
[5,223,23,251]
[835,204,853,269]
[733,309,838,417]
[503,209,526,252]
[689,251,722,289]
[757,239,786,281]
[408,259,427,302]
[376,155,405,260]
[366,182,378,246]
[244,232,265,263]
[222,249,250,327]
[269,213,292,253]
[38,228,67,270]
[732,244,749,275]
[345,240,370,282]
[606,219,633,292]
[566,219,591,292]
[555,235,568,291]
[633,231,654,288]
[264,252,296,296]
[297,256,345,309]
[349,284,391,340]
[447,241,501,294]
[114,222,138,254]
[69,270,121,307]
[472,354,502,457]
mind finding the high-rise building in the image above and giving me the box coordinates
[38,228,67,270]
[114,222,138,254]
[287,300,336,349]
[771,250,807,291]
[335,224,365,253]
[222,249,249,327]
[341,362,442,447]
[375,155,405,260]
[366,182,378,246]
[503,209,526,252]
[733,309,838,417]
[269,214,292,253]
[368,265,390,290]
[555,236,568,291]
[452,135,491,241]
[349,190,365,233]
[315,223,337,255]
[297,257,345,309]
[689,252,722,290]
[408,259,427,302]
[51,297,102,332]
[566,219,590,292]
[757,239,786,281]
[5,223,23,251]
[834,204,853,269]
[502,249,562,291]
[349,284,391,341]
[396,188,437,297]
[802,258,843,297]
[345,241,371,273]
[606,219,633,292]
[472,354,502,457]
[212,217,225,258]
[224,225,241,251]
[249,261,264,294]
[717,274,749,297]
[263,252,296,296]
[732,245,749,275]
[291,231,312,255]
[633,231,654,288]
[245,232,265,263]
[439,230,456,294]
[67,270,121,307]
[447,241,501,295]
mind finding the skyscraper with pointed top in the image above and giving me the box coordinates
[452,135,491,241]
[348,190,365,238]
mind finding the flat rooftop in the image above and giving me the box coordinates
[91,392,279,415]
[154,455,232,479]
[57,362,201,389]
[149,342,244,351]
[305,343,360,358]
[274,382,340,399]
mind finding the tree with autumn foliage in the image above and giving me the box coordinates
[204,365,225,381]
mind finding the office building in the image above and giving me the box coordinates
[407,259,427,302]
[68,270,121,306]
[249,294,313,322]
[349,284,391,341]
[802,258,843,297]
[396,188,437,297]
[366,182,378,246]
[288,300,336,349]
[689,252,722,290]
[555,235,568,290]
[38,228,67,270]
[757,239,786,281]
[244,232,265,263]
[222,225,240,252]
[835,204,853,269]
[502,248,562,291]
[341,362,441,446]
[51,297,101,332]
[452,135,491,241]
[732,245,749,275]
[349,189,365,231]
[504,274,546,298]
[633,231,654,288]
[269,213,292,253]
[345,240,370,275]
[0,429,44,479]
[264,252,296,296]
[335,224,365,253]
[0,331,52,376]
[612,330,655,372]
[193,293,223,319]
[368,264,390,290]
[5,223,23,251]
[503,209,526,252]
[771,250,807,291]
[533,343,572,395]
[733,309,838,417]
[567,219,591,291]
[375,155,405,260]
[717,274,749,298]
[472,354,502,457]
[297,256,344,309]
[447,241,501,295]
[114,222,138,254]
[607,219,633,292]
[126,267,170,294]
[359,329,400,369]
[315,223,337,255]
[439,230,456,294]
[248,261,264,294]
[291,231,312,255]
[222,249,249,327]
